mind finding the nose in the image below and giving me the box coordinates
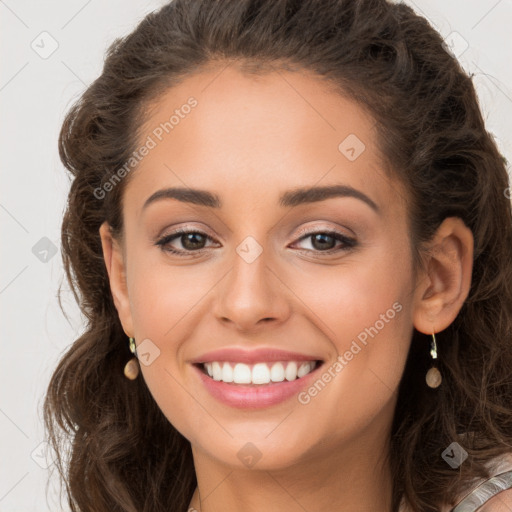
[212,244,291,333]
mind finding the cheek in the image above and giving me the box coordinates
[290,239,413,407]
[128,250,211,339]
[126,256,213,438]
[292,237,412,340]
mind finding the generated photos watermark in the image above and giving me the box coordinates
[93,96,198,200]
[298,301,403,405]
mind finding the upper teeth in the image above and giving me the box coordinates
[203,361,317,384]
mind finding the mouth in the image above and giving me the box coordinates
[193,359,324,386]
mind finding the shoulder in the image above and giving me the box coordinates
[478,488,512,511]
[399,453,512,512]
[399,489,512,512]
[451,462,512,512]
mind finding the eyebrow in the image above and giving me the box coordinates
[142,184,379,213]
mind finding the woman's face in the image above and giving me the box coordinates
[104,65,420,470]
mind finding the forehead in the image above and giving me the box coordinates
[125,64,405,218]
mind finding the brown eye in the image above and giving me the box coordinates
[155,229,217,255]
[293,229,357,254]
[180,232,208,250]
[310,233,337,251]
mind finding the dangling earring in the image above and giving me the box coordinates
[425,332,442,388]
[124,336,140,380]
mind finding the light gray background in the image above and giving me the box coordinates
[1,1,511,510]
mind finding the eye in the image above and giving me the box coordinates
[291,228,357,254]
[155,227,357,257]
[155,228,217,256]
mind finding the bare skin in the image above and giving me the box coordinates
[99,63,474,511]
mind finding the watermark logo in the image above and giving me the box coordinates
[442,442,468,469]
[31,31,59,59]
[338,134,366,162]
[236,236,264,264]
[135,338,161,366]
[31,441,56,469]
[237,442,262,468]
[32,236,58,263]
[442,31,469,59]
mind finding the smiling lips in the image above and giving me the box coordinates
[202,360,318,385]
[190,347,324,406]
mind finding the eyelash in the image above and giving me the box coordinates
[155,227,357,257]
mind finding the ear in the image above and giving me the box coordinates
[99,221,134,337]
[412,217,474,334]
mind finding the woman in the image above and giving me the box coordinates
[43,0,512,510]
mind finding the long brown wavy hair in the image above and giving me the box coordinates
[43,0,512,510]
